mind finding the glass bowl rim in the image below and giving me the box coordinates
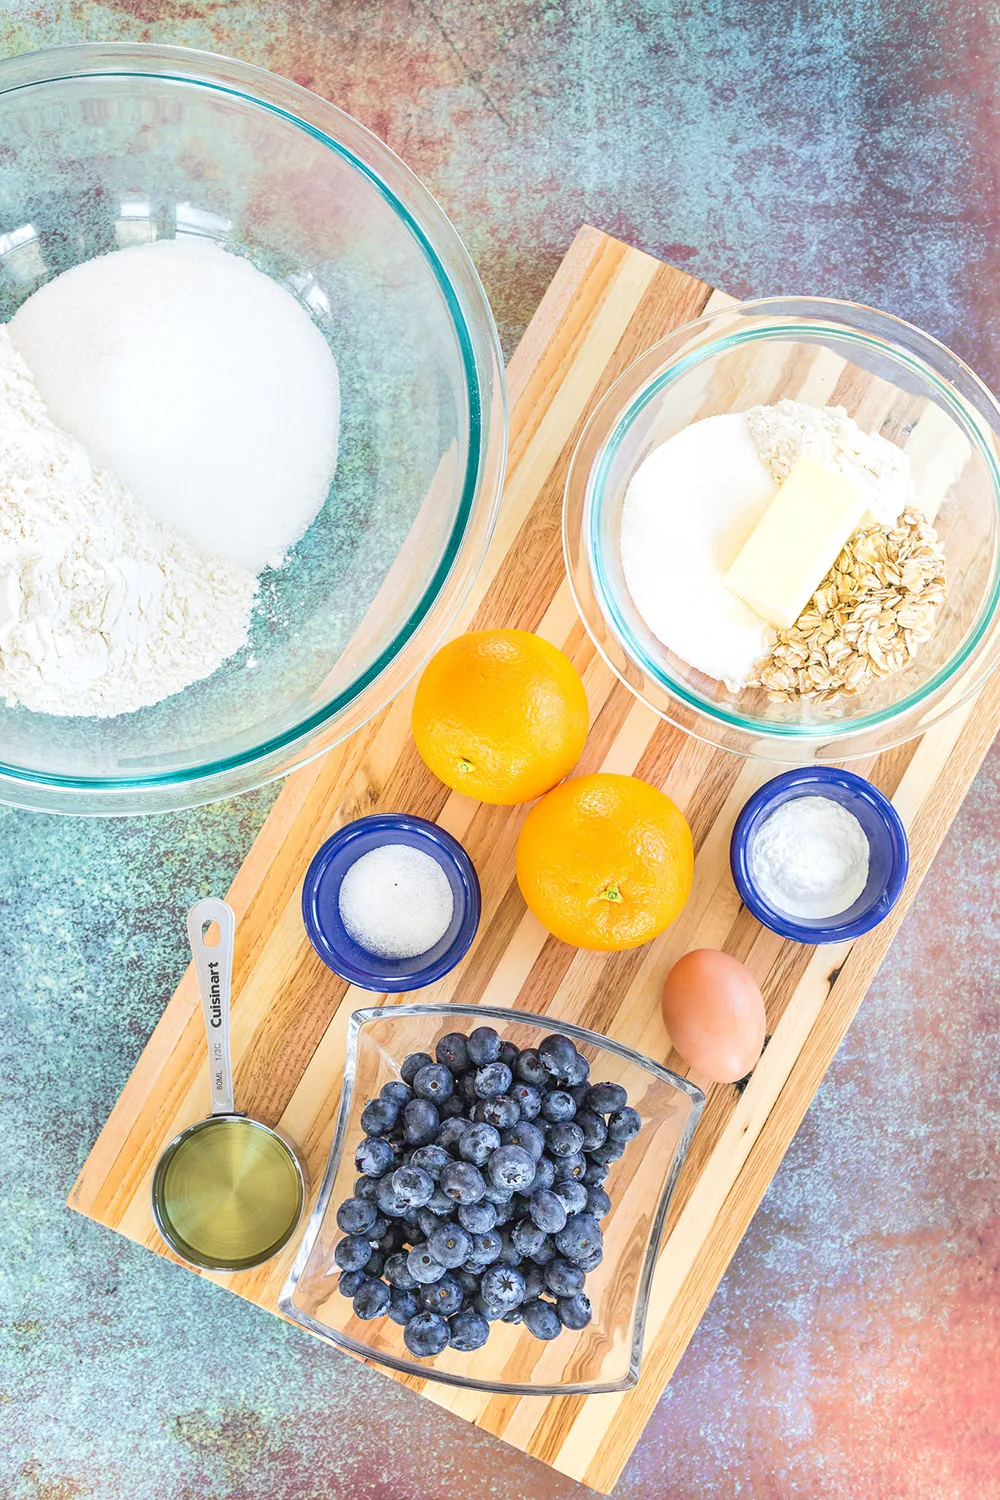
[279,1001,705,1395]
[570,294,1000,750]
[0,42,507,797]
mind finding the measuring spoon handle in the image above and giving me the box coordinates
[187,897,236,1117]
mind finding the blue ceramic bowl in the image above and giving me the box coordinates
[730,767,909,945]
[302,814,481,990]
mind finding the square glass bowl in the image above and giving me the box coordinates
[280,1004,704,1394]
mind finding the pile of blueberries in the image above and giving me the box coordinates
[334,1025,641,1358]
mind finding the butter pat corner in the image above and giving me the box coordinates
[724,454,867,629]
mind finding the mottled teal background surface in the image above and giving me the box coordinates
[2,4,999,1499]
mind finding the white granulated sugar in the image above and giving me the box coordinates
[0,328,257,718]
[339,843,455,960]
[749,794,870,920]
[620,413,777,691]
[10,238,340,573]
[747,398,916,525]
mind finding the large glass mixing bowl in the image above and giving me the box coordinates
[564,298,1000,761]
[0,44,506,813]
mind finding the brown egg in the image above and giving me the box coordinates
[661,949,766,1084]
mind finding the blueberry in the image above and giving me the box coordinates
[381,1080,412,1108]
[588,1137,626,1165]
[547,1121,585,1157]
[391,1165,434,1208]
[416,1206,439,1240]
[541,1090,576,1123]
[475,1094,520,1129]
[530,1155,556,1193]
[457,1200,496,1233]
[378,1224,406,1254]
[366,1249,385,1279]
[510,1083,541,1120]
[586,1186,612,1218]
[360,1097,399,1135]
[404,1310,450,1356]
[491,1197,515,1227]
[435,1032,469,1072]
[376,1175,409,1217]
[336,1197,377,1235]
[578,1244,603,1271]
[465,1229,503,1268]
[334,1234,372,1272]
[552,1151,586,1183]
[457,1071,479,1105]
[402,1097,440,1146]
[409,1144,452,1180]
[474,1062,512,1099]
[480,1263,526,1312]
[555,1212,603,1263]
[420,1275,464,1315]
[538,1033,577,1078]
[545,1257,584,1297]
[440,1160,486,1204]
[501,1122,545,1162]
[436,1117,468,1153]
[501,1306,523,1325]
[515,1048,548,1087]
[608,1106,641,1142]
[353,1176,380,1202]
[355,1137,394,1177]
[384,1252,418,1290]
[440,1094,466,1119]
[467,1025,501,1066]
[522,1263,546,1300]
[564,1051,590,1086]
[459,1121,501,1166]
[425,1185,455,1216]
[400,1051,433,1086]
[511,1217,546,1256]
[582,1160,609,1187]
[575,1109,607,1151]
[569,1082,591,1108]
[389,1288,419,1325]
[483,1179,515,1206]
[472,1294,508,1322]
[413,1063,455,1103]
[427,1222,472,1269]
[455,1269,480,1296]
[337,1268,365,1298]
[449,1309,490,1351]
[557,1292,593,1330]
[528,1234,556,1265]
[554,1180,589,1216]
[529,1189,567,1234]
[407,1243,448,1284]
[353,1277,390,1320]
[499,1040,520,1070]
[585,1081,628,1115]
[521,1297,562,1340]
[496,1229,522,1265]
[488,1144,537,1190]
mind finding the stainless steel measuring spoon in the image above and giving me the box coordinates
[150,897,306,1272]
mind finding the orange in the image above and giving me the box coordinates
[412,630,588,805]
[516,773,693,951]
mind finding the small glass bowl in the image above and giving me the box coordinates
[564,296,1000,762]
[279,1004,704,1394]
[730,767,909,944]
[301,815,481,991]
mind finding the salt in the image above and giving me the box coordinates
[339,843,455,960]
[9,238,340,573]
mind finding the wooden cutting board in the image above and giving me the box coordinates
[69,226,1000,1493]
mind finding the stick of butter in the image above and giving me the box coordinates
[724,454,867,629]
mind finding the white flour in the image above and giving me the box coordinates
[0,328,257,718]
